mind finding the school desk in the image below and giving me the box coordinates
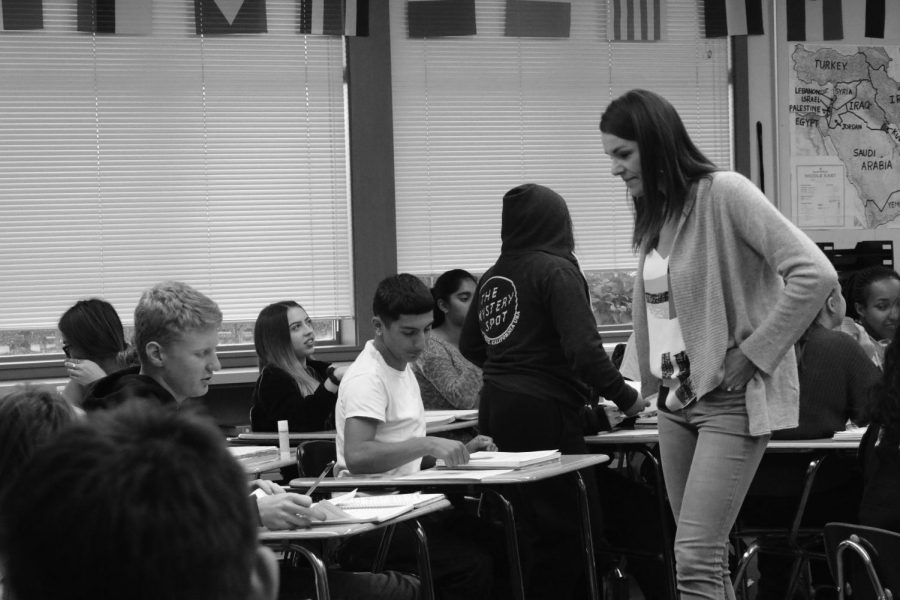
[259,497,453,600]
[286,453,609,600]
[238,448,297,478]
[585,428,865,600]
[231,418,475,446]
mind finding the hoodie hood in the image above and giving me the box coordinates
[500,183,576,260]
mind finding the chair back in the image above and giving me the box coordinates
[824,522,900,600]
[297,439,337,478]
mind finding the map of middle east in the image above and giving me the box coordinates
[790,44,900,228]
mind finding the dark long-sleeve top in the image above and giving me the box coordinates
[859,423,900,533]
[773,324,879,439]
[459,183,637,412]
[250,360,336,432]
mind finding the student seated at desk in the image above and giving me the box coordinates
[0,401,281,600]
[741,282,878,600]
[250,300,346,432]
[840,266,900,369]
[58,298,136,408]
[860,326,900,533]
[335,273,499,600]
[413,269,482,411]
[83,280,223,410]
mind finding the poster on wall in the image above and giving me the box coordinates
[788,43,900,229]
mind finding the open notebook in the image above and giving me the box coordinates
[435,449,561,470]
[311,490,446,525]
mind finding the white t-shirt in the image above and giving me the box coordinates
[644,249,694,410]
[335,340,426,477]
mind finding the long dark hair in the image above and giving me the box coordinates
[431,269,476,327]
[600,89,717,251]
[871,326,900,454]
[254,301,320,396]
[58,298,129,364]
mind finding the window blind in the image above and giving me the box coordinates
[391,0,731,277]
[0,0,352,338]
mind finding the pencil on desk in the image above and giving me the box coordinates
[305,460,336,495]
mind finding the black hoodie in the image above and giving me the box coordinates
[82,365,177,412]
[459,183,637,412]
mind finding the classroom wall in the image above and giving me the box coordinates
[746,1,900,266]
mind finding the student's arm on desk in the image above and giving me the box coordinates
[250,480,327,530]
[344,417,494,474]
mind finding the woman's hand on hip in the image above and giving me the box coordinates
[721,347,756,391]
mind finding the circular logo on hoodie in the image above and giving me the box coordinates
[478,276,520,345]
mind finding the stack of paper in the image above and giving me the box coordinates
[437,449,561,470]
[228,445,280,461]
[832,426,867,441]
[312,490,446,524]
[426,409,479,421]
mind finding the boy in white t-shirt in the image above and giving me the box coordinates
[334,273,499,600]
[336,273,495,476]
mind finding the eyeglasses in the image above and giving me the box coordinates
[61,344,71,358]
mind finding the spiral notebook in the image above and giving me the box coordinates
[311,490,446,524]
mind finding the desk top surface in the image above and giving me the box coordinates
[232,417,475,444]
[288,454,608,489]
[585,428,863,451]
[257,498,453,541]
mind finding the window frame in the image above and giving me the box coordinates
[0,2,749,381]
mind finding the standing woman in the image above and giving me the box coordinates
[600,89,836,599]
[413,269,482,410]
[251,301,345,432]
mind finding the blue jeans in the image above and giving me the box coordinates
[658,390,770,600]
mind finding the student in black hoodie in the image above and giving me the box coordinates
[460,183,645,600]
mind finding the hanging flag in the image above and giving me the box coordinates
[608,0,663,41]
[704,0,763,37]
[77,0,152,34]
[0,0,43,30]
[786,0,843,41]
[407,0,476,38]
[299,0,367,36]
[195,0,266,34]
[505,0,570,37]
[865,0,900,38]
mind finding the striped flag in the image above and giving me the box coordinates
[299,0,368,36]
[77,0,152,34]
[407,0,476,38]
[704,0,763,37]
[505,1,570,37]
[608,0,663,41]
[0,0,43,30]
[195,0,266,34]
[865,0,900,38]
[786,0,843,41]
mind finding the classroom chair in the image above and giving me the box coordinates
[731,455,833,600]
[297,440,338,479]
[824,522,900,600]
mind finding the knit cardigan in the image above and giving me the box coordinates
[632,171,837,436]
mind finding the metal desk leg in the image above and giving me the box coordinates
[287,543,332,600]
[574,470,601,600]
[372,524,396,572]
[413,519,436,600]
[482,489,525,600]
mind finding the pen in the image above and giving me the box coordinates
[305,460,336,496]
